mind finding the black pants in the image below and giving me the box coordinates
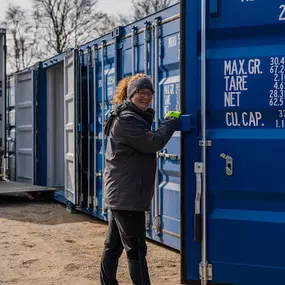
[100,210,151,285]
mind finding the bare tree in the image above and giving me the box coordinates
[116,13,132,26]
[109,0,178,27]
[3,4,41,73]
[131,0,177,21]
[95,15,117,37]
[32,0,110,54]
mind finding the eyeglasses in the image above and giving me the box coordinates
[136,90,154,97]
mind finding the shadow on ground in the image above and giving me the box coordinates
[0,193,107,226]
[0,193,180,254]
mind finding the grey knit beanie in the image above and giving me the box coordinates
[127,76,154,99]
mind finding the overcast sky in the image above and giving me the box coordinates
[0,0,132,21]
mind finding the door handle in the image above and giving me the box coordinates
[177,114,192,132]
[157,148,178,161]
[210,0,219,19]
[194,162,203,243]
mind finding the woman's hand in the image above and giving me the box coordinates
[164,111,181,119]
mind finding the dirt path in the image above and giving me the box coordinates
[0,194,180,285]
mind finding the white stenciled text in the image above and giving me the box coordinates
[224,59,262,76]
[269,57,285,108]
[223,57,264,128]
[224,92,241,107]
[226,112,263,127]
[225,75,248,91]
[167,34,180,61]
[279,4,285,21]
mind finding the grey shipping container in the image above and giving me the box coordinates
[0,62,56,194]
[0,29,6,162]
[5,74,16,180]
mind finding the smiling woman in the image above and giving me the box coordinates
[100,73,181,285]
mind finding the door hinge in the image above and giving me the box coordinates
[199,140,212,147]
[145,211,151,231]
[88,196,92,208]
[199,262,213,282]
[153,215,162,236]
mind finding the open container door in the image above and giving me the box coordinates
[181,0,285,285]
[0,29,6,170]
[6,75,16,181]
[15,69,35,184]
[64,49,78,205]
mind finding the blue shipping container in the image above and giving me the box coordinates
[64,3,183,250]
[181,0,285,284]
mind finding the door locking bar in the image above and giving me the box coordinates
[195,161,213,282]
[157,148,178,160]
[194,162,203,243]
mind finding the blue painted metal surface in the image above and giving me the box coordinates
[53,189,67,205]
[42,52,66,68]
[35,63,47,187]
[181,0,285,284]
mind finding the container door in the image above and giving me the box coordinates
[15,69,35,184]
[64,49,78,204]
[181,0,285,285]
[154,20,181,250]
[0,31,6,155]
[7,75,16,180]
[77,50,89,208]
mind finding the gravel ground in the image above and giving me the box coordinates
[0,194,180,285]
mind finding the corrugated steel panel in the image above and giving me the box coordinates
[63,49,78,204]
[15,69,35,184]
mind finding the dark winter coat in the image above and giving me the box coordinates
[103,100,179,212]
